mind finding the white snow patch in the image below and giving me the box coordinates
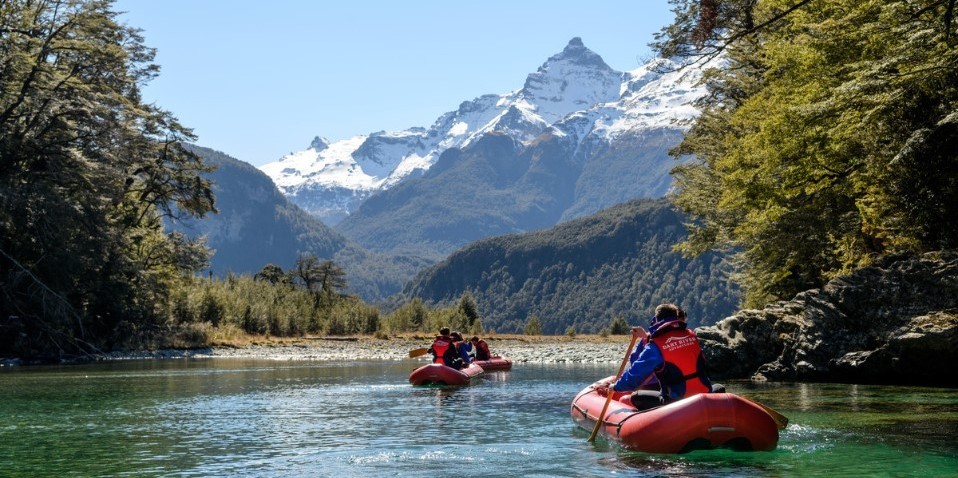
[448,121,468,136]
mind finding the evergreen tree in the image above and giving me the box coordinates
[524,315,542,336]
[469,318,485,336]
[457,292,480,328]
[294,254,322,292]
[317,259,347,296]
[408,297,427,331]
[254,264,289,285]
[610,316,629,335]
[0,0,215,355]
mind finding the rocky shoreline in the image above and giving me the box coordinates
[697,252,958,386]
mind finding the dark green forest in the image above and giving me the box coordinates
[1,0,215,356]
[403,199,740,333]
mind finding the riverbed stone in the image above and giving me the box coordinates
[698,251,958,386]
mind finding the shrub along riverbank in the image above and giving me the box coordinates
[49,259,543,357]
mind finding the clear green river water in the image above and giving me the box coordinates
[0,359,956,477]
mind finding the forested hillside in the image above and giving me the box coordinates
[403,199,740,333]
[177,146,348,274]
[172,146,427,300]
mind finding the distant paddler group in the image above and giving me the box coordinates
[408,327,511,385]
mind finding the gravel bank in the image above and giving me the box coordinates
[88,337,631,364]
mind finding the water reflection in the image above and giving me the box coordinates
[799,382,813,411]
[849,383,860,411]
[483,370,512,382]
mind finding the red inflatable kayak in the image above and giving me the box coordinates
[472,356,512,371]
[571,378,779,453]
[409,362,484,386]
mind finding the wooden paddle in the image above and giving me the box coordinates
[408,347,429,358]
[588,332,640,443]
[753,400,789,430]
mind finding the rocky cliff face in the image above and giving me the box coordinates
[697,252,958,385]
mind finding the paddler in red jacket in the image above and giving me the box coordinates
[595,303,719,410]
[471,336,491,361]
[427,327,461,368]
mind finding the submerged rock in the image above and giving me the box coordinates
[697,252,958,386]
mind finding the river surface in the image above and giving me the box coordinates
[1,359,956,477]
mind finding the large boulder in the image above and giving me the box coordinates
[697,252,958,385]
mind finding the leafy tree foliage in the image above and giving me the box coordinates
[0,0,214,356]
[380,298,428,334]
[657,0,958,307]
[254,264,290,285]
[316,259,348,296]
[294,254,323,293]
[379,292,486,336]
[524,315,542,336]
[457,292,480,329]
[610,316,629,335]
[173,274,379,338]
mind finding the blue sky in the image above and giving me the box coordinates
[115,1,675,166]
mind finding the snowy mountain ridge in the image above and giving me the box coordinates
[259,38,712,224]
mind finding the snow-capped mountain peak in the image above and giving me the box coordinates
[259,38,712,224]
[519,37,624,124]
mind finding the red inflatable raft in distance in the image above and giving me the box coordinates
[571,377,779,453]
[409,362,484,386]
[471,356,512,371]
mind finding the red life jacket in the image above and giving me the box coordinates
[650,325,711,399]
[475,340,491,360]
[431,335,453,364]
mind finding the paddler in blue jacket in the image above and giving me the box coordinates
[595,303,719,410]
[451,331,473,368]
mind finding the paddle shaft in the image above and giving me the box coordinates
[588,333,639,443]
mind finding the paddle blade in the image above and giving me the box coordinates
[757,402,789,430]
[408,347,429,358]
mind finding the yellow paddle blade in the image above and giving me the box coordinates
[408,347,429,358]
[755,401,789,430]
